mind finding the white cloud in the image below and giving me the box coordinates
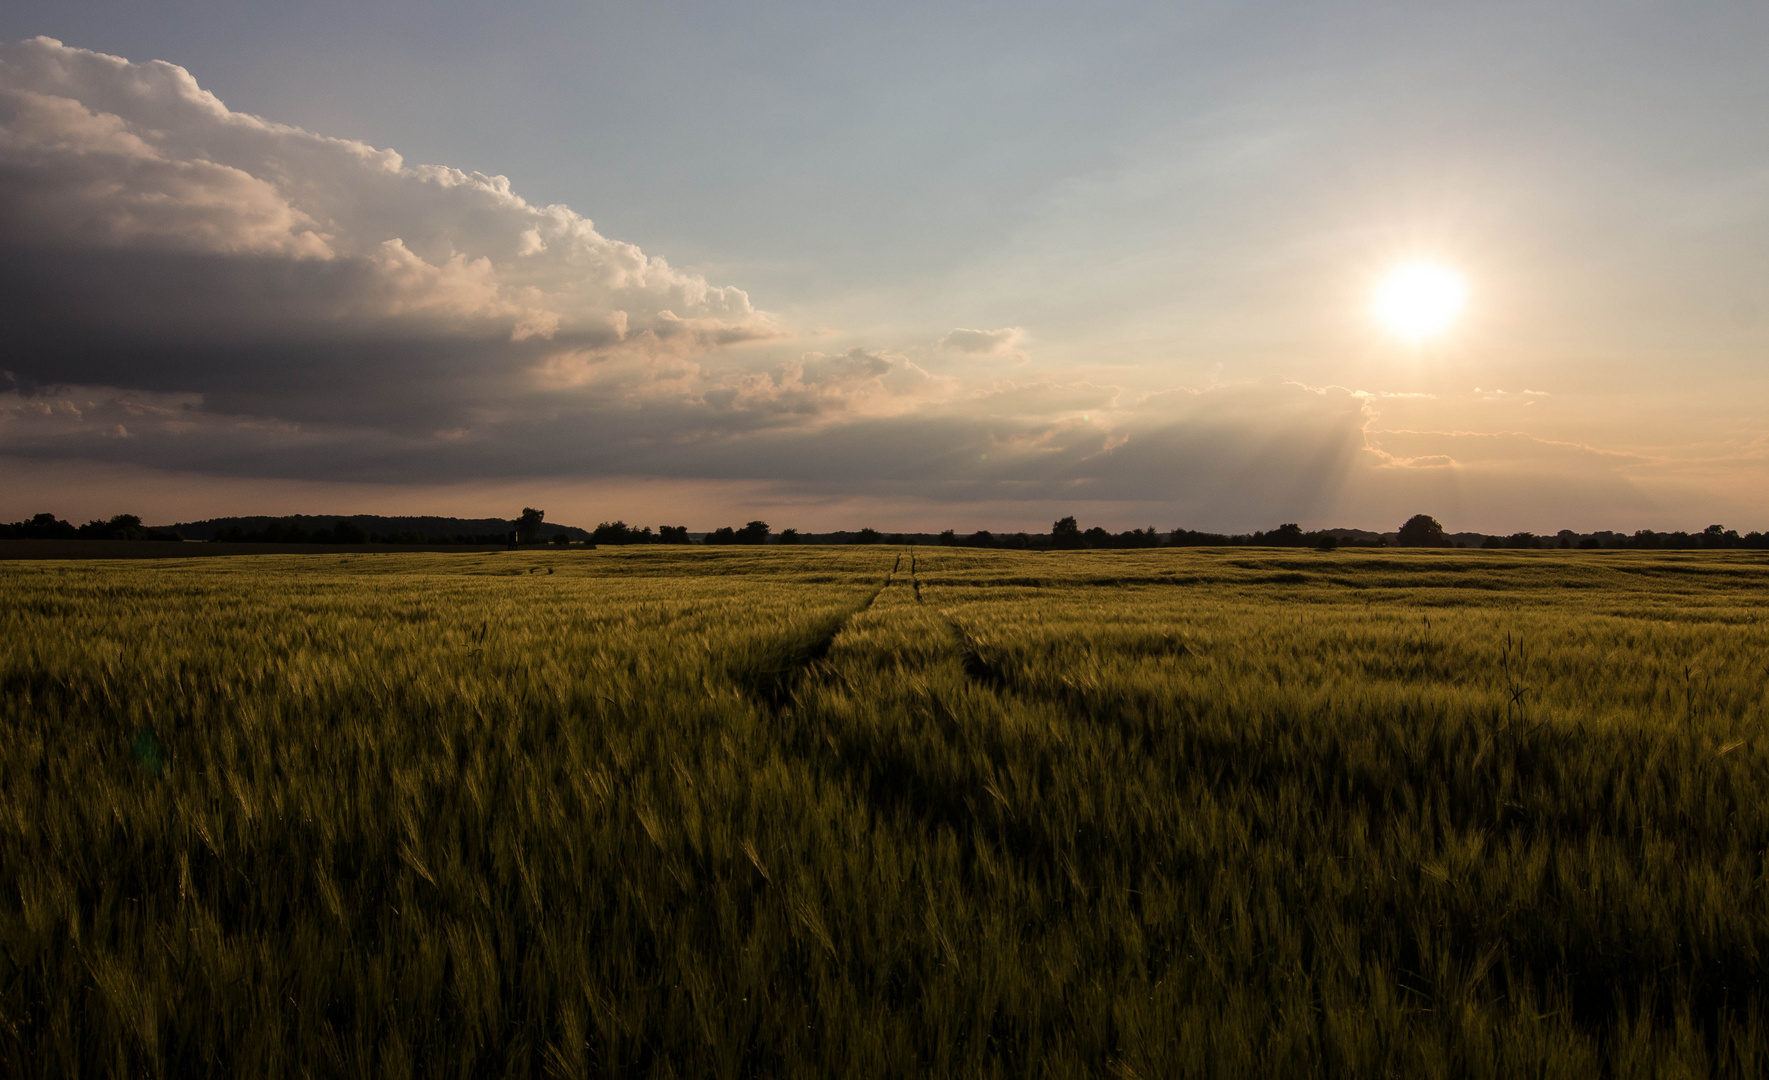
[0,36,779,377]
[939,326,1026,360]
[0,87,334,257]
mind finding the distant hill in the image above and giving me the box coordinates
[162,514,592,542]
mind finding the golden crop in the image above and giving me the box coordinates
[2,546,1766,1076]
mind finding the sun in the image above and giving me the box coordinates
[1373,262,1468,341]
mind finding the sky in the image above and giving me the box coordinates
[2,1,1766,533]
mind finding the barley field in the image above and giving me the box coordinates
[2,546,1768,1077]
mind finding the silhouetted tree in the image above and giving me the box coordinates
[1101,527,1163,549]
[658,525,690,544]
[939,529,957,546]
[1507,532,1542,549]
[552,532,571,546]
[737,520,770,545]
[1397,514,1446,548]
[1269,523,1306,547]
[76,514,155,540]
[1701,524,1741,549]
[852,528,883,545]
[1051,516,1083,549]
[706,526,738,545]
[593,521,656,546]
[516,508,545,544]
[4,513,79,539]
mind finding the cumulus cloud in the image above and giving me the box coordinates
[707,348,948,418]
[0,87,332,257]
[939,326,1026,360]
[0,36,780,425]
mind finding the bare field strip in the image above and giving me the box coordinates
[3,548,1768,1076]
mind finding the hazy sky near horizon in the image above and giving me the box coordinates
[2,2,1766,532]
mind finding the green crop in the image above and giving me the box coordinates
[2,547,1766,1077]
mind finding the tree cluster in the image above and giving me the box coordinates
[703,521,772,545]
[1166,523,1366,550]
[1401,516,1768,551]
[926,518,1355,551]
[1565,525,1767,550]
[590,521,653,546]
[0,513,182,541]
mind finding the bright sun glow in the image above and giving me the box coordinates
[1373,262,1468,341]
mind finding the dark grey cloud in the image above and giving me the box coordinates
[0,364,1381,525]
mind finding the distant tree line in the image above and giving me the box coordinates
[1393,514,1768,551]
[704,521,771,545]
[932,518,1375,551]
[592,521,778,545]
[820,514,1768,551]
[1554,526,1764,550]
[590,521,689,545]
[7,509,1766,551]
[3,512,527,545]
